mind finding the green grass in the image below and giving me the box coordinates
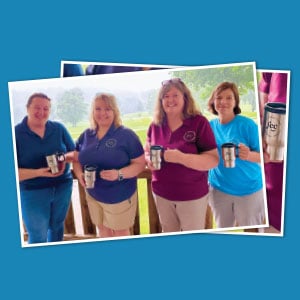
[123,114,152,145]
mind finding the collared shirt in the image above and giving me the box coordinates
[147,114,217,201]
[76,124,144,204]
[15,117,75,190]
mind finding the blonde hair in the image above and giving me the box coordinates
[153,78,201,125]
[90,93,122,129]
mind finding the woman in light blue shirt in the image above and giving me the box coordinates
[207,82,265,229]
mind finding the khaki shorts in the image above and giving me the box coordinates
[85,191,138,230]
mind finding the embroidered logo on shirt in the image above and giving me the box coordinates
[183,131,196,142]
[105,138,117,148]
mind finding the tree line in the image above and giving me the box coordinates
[46,66,257,127]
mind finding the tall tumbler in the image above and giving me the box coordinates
[46,154,59,174]
[263,102,286,161]
[84,165,96,189]
[46,152,65,174]
[150,145,163,170]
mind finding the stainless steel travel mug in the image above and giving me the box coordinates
[150,145,163,170]
[221,143,238,168]
[46,154,59,174]
[263,102,286,161]
[84,165,96,189]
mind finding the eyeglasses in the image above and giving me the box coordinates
[161,78,184,86]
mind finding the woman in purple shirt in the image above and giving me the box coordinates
[145,78,219,233]
[259,72,288,233]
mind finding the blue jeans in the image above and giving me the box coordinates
[20,180,73,244]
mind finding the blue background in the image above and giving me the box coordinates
[1,1,299,299]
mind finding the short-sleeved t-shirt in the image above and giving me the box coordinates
[209,115,263,196]
[15,117,75,190]
[147,114,217,201]
[76,125,144,204]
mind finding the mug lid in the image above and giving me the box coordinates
[150,145,163,150]
[221,143,235,148]
[84,165,97,171]
[265,102,286,114]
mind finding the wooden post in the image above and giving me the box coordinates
[23,222,28,241]
[64,200,76,234]
[132,194,140,235]
[77,182,97,236]
[205,205,213,229]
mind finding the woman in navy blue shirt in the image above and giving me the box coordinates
[15,93,75,244]
[72,93,145,238]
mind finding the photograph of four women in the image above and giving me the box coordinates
[11,63,269,245]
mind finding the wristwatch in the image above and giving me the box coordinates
[118,169,124,181]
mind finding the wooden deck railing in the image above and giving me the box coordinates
[23,169,261,242]
[64,168,213,240]
[24,169,213,241]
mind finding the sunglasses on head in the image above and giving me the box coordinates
[161,78,183,86]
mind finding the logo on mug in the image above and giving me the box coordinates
[265,117,280,137]
[263,102,286,161]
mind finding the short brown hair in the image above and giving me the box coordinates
[207,82,241,115]
[26,93,51,108]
